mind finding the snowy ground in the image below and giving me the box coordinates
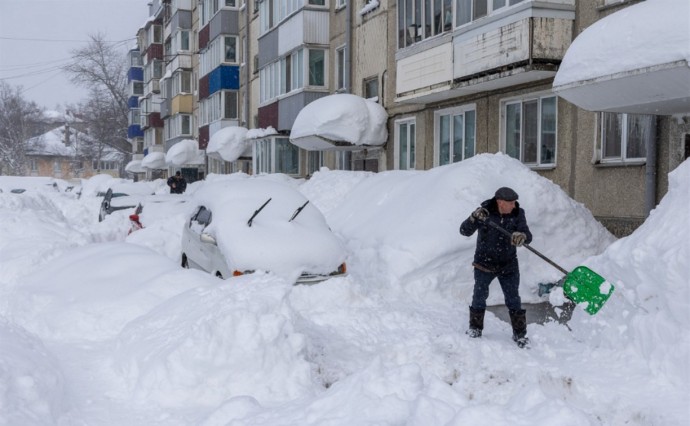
[0,154,688,425]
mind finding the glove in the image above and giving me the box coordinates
[471,207,489,222]
[511,232,527,247]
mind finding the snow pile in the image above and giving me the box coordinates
[0,155,688,425]
[166,139,204,166]
[306,154,614,303]
[207,127,251,162]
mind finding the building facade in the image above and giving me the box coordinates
[133,0,689,236]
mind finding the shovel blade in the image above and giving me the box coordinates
[563,266,614,315]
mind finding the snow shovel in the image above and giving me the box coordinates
[481,219,614,315]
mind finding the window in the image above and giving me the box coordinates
[165,114,193,140]
[395,118,416,170]
[149,25,163,44]
[434,105,476,166]
[253,136,300,175]
[129,109,141,126]
[398,0,525,48]
[53,161,61,173]
[173,71,192,95]
[600,113,654,163]
[309,0,325,5]
[364,76,379,101]
[260,50,304,103]
[29,159,37,172]
[503,94,557,167]
[259,0,302,34]
[336,151,352,170]
[179,30,190,52]
[132,81,144,96]
[307,151,323,175]
[199,36,240,76]
[336,0,346,7]
[336,46,345,91]
[199,91,238,125]
[144,60,164,83]
[225,36,237,62]
[308,49,326,86]
[129,51,142,67]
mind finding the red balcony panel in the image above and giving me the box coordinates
[147,44,163,61]
[199,26,210,50]
[149,112,164,128]
[199,125,209,150]
[258,102,279,130]
[199,75,209,100]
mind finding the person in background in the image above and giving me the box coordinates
[167,171,187,194]
[459,187,532,348]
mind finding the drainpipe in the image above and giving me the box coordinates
[644,130,657,217]
[345,0,352,93]
[244,2,251,127]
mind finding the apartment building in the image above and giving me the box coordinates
[125,47,146,179]
[133,0,689,236]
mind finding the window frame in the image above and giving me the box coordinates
[598,112,654,165]
[252,135,301,175]
[433,104,476,166]
[501,92,558,169]
[394,118,417,170]
[335,45,345,91]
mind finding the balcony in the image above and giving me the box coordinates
[395,1,575,104]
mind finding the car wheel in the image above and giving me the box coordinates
[181,254,189,268]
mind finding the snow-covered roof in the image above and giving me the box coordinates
[141,151,167,170]
[125,160,146,174]
[290,94,388,151]
[207,127,251,162]
[26,125,92,157]
[165,139,203,166]
[553,0,690,114]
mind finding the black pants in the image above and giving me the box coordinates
[471,264,521,311]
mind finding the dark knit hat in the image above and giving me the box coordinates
[495,187,518,201]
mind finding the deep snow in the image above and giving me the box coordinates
[0,154,688,425]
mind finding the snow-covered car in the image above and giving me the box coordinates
[181,179,347,284]
[99,186,186,222]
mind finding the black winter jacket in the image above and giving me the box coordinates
[459,198,532,273]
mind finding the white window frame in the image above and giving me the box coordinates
[363,76,379,102]
[394,118,416,170]
[501,92,557,168]
[252,136,301,175]
[335,45,345,91]
[260,49,304,104]
[434,104,476,166]
[307,48,327,87]
[336,151,352,170]
[599,112,653,165]
[172,70,192,96]
[307,150,323,175]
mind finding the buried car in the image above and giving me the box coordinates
[99,186,186,222]
[181,178,347,284]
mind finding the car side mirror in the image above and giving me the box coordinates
[200,232,217,245]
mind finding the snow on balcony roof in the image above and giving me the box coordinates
[125,160,145,174]
[207,127,251,162]
[141,151,167,170]
[165,139,203,166]
[553,0,690,115]
[290,94,388,151]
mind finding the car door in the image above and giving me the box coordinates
[184,206,223,274]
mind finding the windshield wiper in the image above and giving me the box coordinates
[247,197,272,227]
[289,200,309,222]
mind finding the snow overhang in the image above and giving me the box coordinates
[125,160,145,173]
[207,127,251,162]
[554,60,690,115]
[290,94,388,151]
[166,139,203,166]
[141,152,167,170]
[552,0,690,115]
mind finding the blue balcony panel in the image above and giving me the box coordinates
[128,96,140,109]
[209,65,240,95]
[128,125,144,139]
[128,67,144,82]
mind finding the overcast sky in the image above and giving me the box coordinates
[0,0,147,111]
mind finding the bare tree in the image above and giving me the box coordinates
[63,33,131,155]
[76,88,126,170]
[0,82,44,175]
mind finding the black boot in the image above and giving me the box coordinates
[509,309,529,348]
[466,306,485,338]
